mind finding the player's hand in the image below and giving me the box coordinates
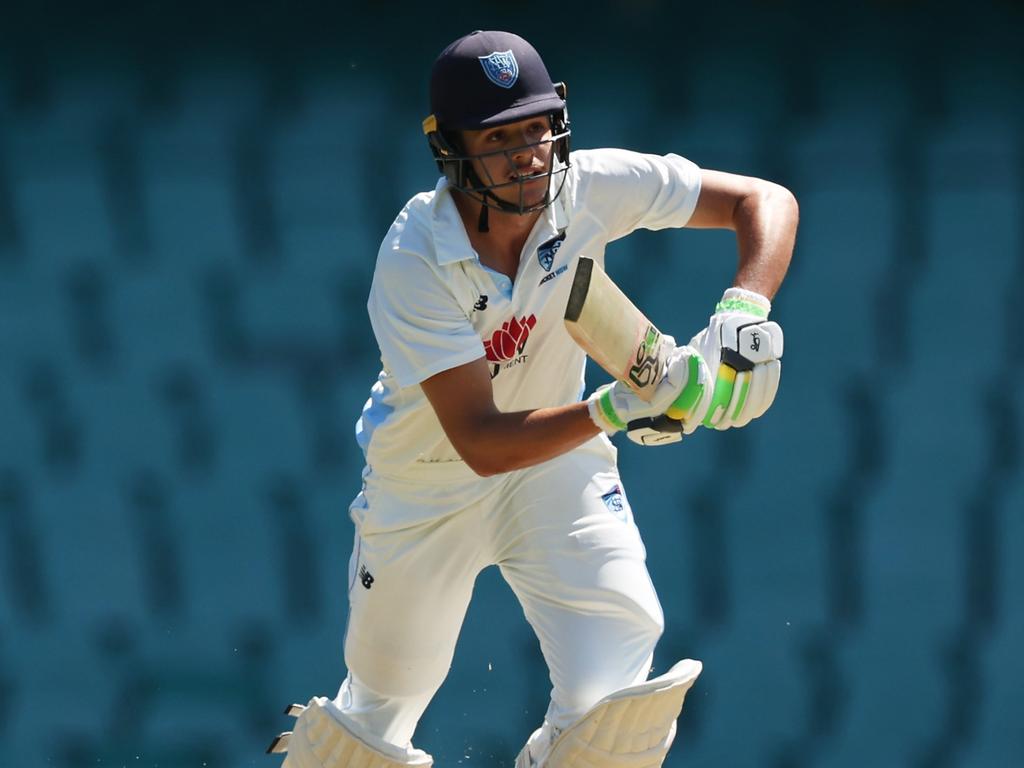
[587,343,711,445]
[689,287,784,431]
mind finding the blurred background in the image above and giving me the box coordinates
[1,1,1022,766]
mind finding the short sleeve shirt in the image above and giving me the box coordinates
[357,148,701,522]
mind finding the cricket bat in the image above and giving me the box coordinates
[564,256,668,402]
[565,257,691,444]
[565,257,780,445]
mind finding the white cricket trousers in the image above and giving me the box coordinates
[336,436,665,747]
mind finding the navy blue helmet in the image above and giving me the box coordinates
[422,31,571,224]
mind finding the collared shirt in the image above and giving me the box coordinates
[355,148,701,522]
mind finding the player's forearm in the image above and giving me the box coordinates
[459,402,601,476]
[731,181,798,300]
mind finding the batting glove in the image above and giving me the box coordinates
[689,287,784,431]
[587,343,712,446]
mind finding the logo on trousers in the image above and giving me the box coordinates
[601,485,629,523]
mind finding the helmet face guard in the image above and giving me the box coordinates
[423,99,571,215]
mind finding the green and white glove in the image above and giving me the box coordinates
[587,342,712,446]
[688,287,784,431]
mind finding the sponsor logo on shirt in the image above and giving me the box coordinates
[537,232,566,272]
[538,264,568,287]
[484,314,537,379]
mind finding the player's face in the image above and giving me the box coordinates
[461,115,554,208]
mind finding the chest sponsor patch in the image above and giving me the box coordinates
[537,232,566,272]
[484,314,537,378]
[539,264,568,287]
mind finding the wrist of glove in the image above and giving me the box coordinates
[690,287,784,431]
[587,343,712,445]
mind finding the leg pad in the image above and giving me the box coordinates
[520,659,702,768]
[266,697,433,768]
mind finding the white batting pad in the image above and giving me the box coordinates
[267,697,433,768]
[536,659,702,768]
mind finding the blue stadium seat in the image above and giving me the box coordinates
[257,81,392,343]
[812,35,915,133]
[110,264,211,373]
[139,70,263,272]
[666,113,760,179]
[7,106,116,277]
[961,395,1024,767]
[0,290,70,469]
[564,67,649,150]
[140,157,243,272]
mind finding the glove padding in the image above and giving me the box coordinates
[689,287,784,431]
[587,343,711,445]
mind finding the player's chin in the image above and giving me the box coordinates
[499,177,549,209]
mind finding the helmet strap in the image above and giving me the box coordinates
[464,166,496,232]
[477,201,490,233]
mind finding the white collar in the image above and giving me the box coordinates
[430,178,476,265]
[428,169,571,266]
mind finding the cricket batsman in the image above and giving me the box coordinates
[269,29,797,767]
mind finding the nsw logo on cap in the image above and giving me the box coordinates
[478,50,519,89]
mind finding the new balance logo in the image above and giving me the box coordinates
[359,566,374,589]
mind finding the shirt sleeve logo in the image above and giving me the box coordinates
[478,50,519,89]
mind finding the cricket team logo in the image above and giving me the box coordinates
[537,232,566,272]
[484,314,537,378]
[479,50,519,89]
[601,485,630,523]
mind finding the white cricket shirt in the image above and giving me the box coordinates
[356,148,701,525]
